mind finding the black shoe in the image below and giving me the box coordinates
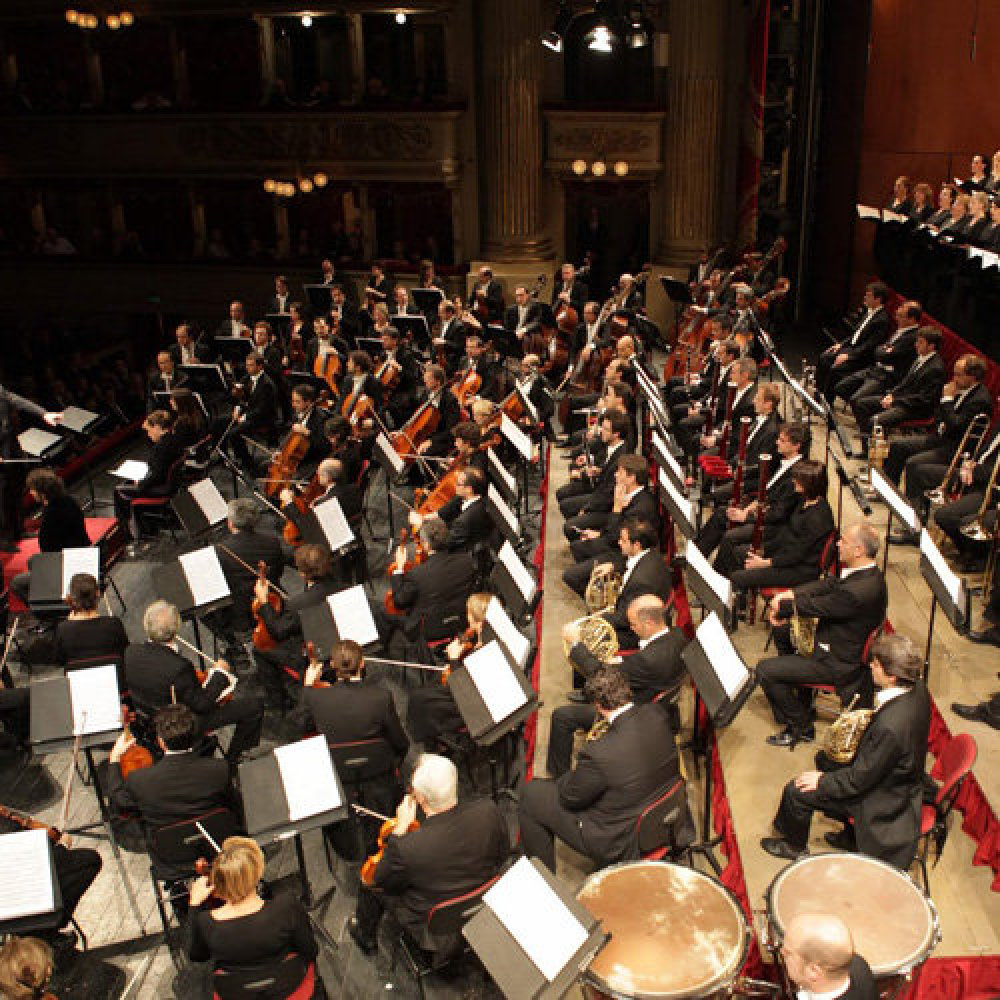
[824,827,856,851]
[888,530,919,546]
[766,727,814,747]
[761,836,807,861]
[952,702,1000,730]
[566,690,588,704]
[346,916,377,955]
[967,627,1000,649]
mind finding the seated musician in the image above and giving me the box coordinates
[699,421,807,559]
[519,665,692,873]
[410,466,492,554]
[470,264,504,323]
[306,314,350,370]
[448,421,489,476]
[665,328,734,411]
[229,351,281,473]
[694,356,757,461]
[716,460,834,599]
[331,282,360,345]
[762,633,930,869]
[9,467,90,607]
[0,814,102,953]
[433,300,466,374]
[564,375,633,451]
[149,350,186,398]
[559,410,631,532]
[391,283,415,316]
[215,300,250,340]
[253,543,340,712]
[187,837,321,995]
[406,591,489,744]
[336,350,383,441]
[108,704,239,831]
[778,914,877,1000]
[815,283,891,402]
[414,364,461,461]
[758,523,888,747]
[516,353,556,438]
[562,454,658,597]
[504,285,543,345]
[670,339,742,455]
[378,324,420,428]
[112,409,184,541]
[386,517,478,642]
[324,414,363,485]
[883,353,993,541]
[549,595,689,777]
[249,321,285,390]
[286,383,330,477]
[53,573,128,674]
[456,334,502,403]
[125,600,264,764]
[348,753,509,955]
[169,322,211,366]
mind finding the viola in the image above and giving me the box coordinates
[252,560,282,652]
[384,529,427,616]
[360,810,421,886]
[0,804,61,843]
[282,474,324,547]
[266,428,310,498]
[303,641,332,689]
[119,707,154,779]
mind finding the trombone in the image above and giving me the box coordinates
[959,447,1000,545]
[925,413,991,507]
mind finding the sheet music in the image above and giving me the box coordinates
[982,250,1000,270]
[498,542,536,603]
[110,459,150,481]
[684,540,732,609]
[487,484,520,537]
[67,663,122,736]
[484,857,588,982]
[179,546,230,606]
[653,431,684,489]
[188,478,229,526]
[869,468,920,532]
[374,432,404,475]
[485,596,531,667]
[463,641,527,723]
[883,209,908,223]
[487,448,518,497]
[0,829,55,921]
[61,546,99,597]
[856,204,881,220]
[919,529,964,608]
[696,612,748,700]
[274,735,342,822]
[658,467,694,533]
[313,497,355,552]
[501,413,533,461]
[328,586,379,646]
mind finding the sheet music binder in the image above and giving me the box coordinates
[373,431,405,477]
[29,674,122,753]
[293,497,355,552]
[152,546,232,616]
[447,644,537,746]
[59,405,101,435]
[298,588,381,656]
[178,363,227,394]
[0,832,63,934]
[240,749,347,843]
[172,479,229,536]
[657,467,696,538]
[918,530,969,629]
[486,485,521,547]
[392,314,432,350]
[463,857,607,1000]
[682,539,733,629]
[486,448,518,507]
[681,613,757,728]
[17,428,63,459]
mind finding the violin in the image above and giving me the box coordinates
[252,560,282,651]
[266,428,310,498]
[360,801,421,886]
[442,626,478,685]
[303,641,332,689]
[119,706,154,779]
[384,529,427,616]
[0,804,61,844]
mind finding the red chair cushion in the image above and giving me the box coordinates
[920,803,936,836]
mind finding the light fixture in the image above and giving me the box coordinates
[395,11,407,24]
[300,14,313,27]
[119,9,133,25]
[614,160,629,177]
[587,24,615,52]
[591,160,607,177]
[65,8,79,23]
[264,179,277,193]
[299,178,314,193]
[313,172,328,188]
[85,14,99,28]
[572,159,588,176]
[106,13,120,29]
[542,1,572,52]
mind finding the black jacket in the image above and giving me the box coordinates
[425,390,462,456]
[124,641,229,715]
[763,497,835,574]
[237,372,281,438]
[583,441,627,513]
[139,432,184,495]
[604,550,673,643]
[437,496,494,553]
[390,550,478,641]
[557,702,681,865]
[889,354,946,417]
[257,577,340,650]
[552,278,588,313]
[38,494,89,552]
[818,683,931,870]
[604,489,659,562]
[298,681,409,755]
[837,307,891,365]
[54,615,129,667]
[871,325,920,382]
[454,358,502,403]
[570,628,688,703]
[372,798,509,944]
[217,528,286,620]
[504,302,542,338]
[935,382,994,444]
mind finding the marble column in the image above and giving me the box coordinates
[657,0,730,265]
[477,0,552,261]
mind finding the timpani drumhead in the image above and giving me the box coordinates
[767,854,939,977]
[578,861,749,999]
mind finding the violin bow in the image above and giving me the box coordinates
[217,544,289,599]
[0,615,19,688]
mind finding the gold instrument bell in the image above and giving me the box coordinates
[823,694,873,763]
[789,594,818,657]
[563,564,622,666]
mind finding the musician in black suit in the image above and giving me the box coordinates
[559,409,630,528]
[832,299,922,406]
[468,265,504,323]
[817,283,891,401]
[695,357,757,462]
[455,334,502,402]
[433,301,466,374]
[563,455,658,596]
[520,666,692,871]
[324,415,363,485]
[349,753,509,953]
[149,350,188,399]
[757,523,888,747]
[227,352,281,472]
[762,633,930,870]
[504,285,543,344]
[330,283,360,346]
[883,353,994,534]
[778,914,878,1000]
[214,301,250,341]
[415,364,462,460]
[379,325,421,427]
[548,596,689,776]
[125,601,264,762]
[416,466,493,554]
[851,328,946,454]
[252,544,340,711]
[670,340,742,456]
[107,704,238,830]
[552,262,588,314]
[386,518,478,641]
[720,460,835,594]
[287,383,331,474]
[267,275,292,315]
[169,323,213,367]
[697,422,807,558]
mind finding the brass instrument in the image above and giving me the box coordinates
[585,563,622,613]
[586,715,611,742]
[869,423,890,473]
[823,694,874,763]
[563,565,622,665]
[958,446,1000,544]
[925,413,991,507]
[789,594,818,656]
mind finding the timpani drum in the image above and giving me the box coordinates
[766,853,940,999]
[577,861,750,999]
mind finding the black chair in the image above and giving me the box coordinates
[213,952,323,1000]
[130,455,189,543]
[636,778,691,862]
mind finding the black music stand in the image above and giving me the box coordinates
[28,547,100,618]
[660,275,694,333]
[463,856,608,1000]
[392,314,432,354]
[0,830,65,940]
[481,596,534,674]
[489,541,541,622]
[410,288,444,318]
[289,497,355,555]
[264,313,291,339]
[500,412,536,521]
[298,586,382,655]
[59,407,103,511]
[16,427,64,463]
[486,447,519,510]
[215,336,254,366]
[918,529,970,683]
[372,432,404,539]
[303,284,333,315]
[152,545,233,654]
[656,466,697,540]
[487,484,522,550]
[178,363,228,397]
[171,478,229,537]
[680,611,758,875]
[681,539,734,630]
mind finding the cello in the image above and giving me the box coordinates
[384,528,427,616]
[266,428,310,498]
[389,399,441,462]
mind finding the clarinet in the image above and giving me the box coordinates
[730,417,753,504]
[702,362,722,434]
[716,383,738,455]
[751,453,771,551]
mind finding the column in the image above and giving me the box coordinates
[657,0,730,265]
[345,14,365,103]
[256,17,276,95]
[476,0,552,261]
[82,35,104,108]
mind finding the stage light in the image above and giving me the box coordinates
[626,26,648,48]
[264,179,277,193]
[107,14,121,29]
[592,160,607,177]
[301,14,313,27]
[313,172,328,188]
[614,160,629,177]
[299,178,314,193]
[542,30,563,52]
[587,24,615,53]
[542,1,572,52]
[65,9,79,24]
[572,159,588,176]
[85,14,99,28]
[395,11,407,24]
[119,10,134,26]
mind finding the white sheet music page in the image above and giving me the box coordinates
[483,857,587,982]
[919,529,965,608]
[67,663,122,735]
[501,413,533,461]
[487,449,517,497]
[374,432,405,476]
[188,478,229,526]
[856,204,881,220]
[658,467,693,530]
[0,829,55,921]
[696,612,749,700]
[328,587,379,646]
[463,640,526,723]
[869,468,920,532]
[313,497,355,552]
[179,546,230,606]
[275,735,342,822]
[61,546,99,597]
[499,542,536,603]
[487,484,519,536]
[485,597,531,668]
[684,540,732,609]
[653,432,684,488]
[110,459,150,481]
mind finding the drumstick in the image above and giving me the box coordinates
[217,545,289,599]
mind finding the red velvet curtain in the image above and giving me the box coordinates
[735,0,772,249]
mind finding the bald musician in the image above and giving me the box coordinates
[780,913,877,1000]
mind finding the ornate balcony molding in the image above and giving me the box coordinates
[542,109,665,180]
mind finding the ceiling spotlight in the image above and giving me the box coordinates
[592,160,607,177]
[572,159,588,176]
[614,160,629,177]
[313,172,328,188]
[65,9,79,23]
[299,178,314,193]
[586,24,616,53]
[542,1,572,52]
[395,11,407,24]
[106,14,121,29]
[85,14,99,28]
[264,179,277,193]
[301,14,313,27]
[119,10,134,25]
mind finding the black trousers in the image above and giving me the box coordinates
[728,555,818,593]
[933,489,986,556]
[546,703,597,778]
[851,401,910,439]
[0,686,30,745]
[772,779,851,849]
[882,434,948,491]
[712,524,755,575]
[254,645,304,710]
[562,509,610,541]
[835,367,891,405]
[518,778,592,873]
[53,843,103,929]
[198,694,265,759]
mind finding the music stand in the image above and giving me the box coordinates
[868,467,921,573]
[289,496,355,555]
[501,413,535,519]
[152,545,233,653]
[486,447,519,510]
[28,546,100,617]
[264,313,291,339]
[660,275,694,332]
[16,427,64,462]
[680,611,758,873]
[682,539,734,629]
[214,336,254,366]
[172,478,229,537]
[372,431,404,538]
[481,596,534,674]
[463,856,608,1000]
[489,542,541,622]
[391,314,432,354]
[298,585,381,654]
[178,363,227,397]
[652,431,686,494]
[487,483,522,549]
[918,529,969,683]
[410,287,444,317]
[657,466,697,539]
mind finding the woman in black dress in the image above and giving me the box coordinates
[54,573,128,675]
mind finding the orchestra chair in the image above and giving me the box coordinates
[392,874,502,1000]
[651,682,685,739]
[914,732,977,893]
[146,806,243,964]
[183,433,215,480]
[129,455,189,544]
[751,529,840,627]
[213,952,323,1000]
[636,777,692,863]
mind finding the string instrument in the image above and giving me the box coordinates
[359,802,421,886]
[376,356,402,394]
[521,274,549,358]
[251,559,282,652]
[303,641,332,689]
[539,328,571,381]
[282,474,324,547]
[345,393,376,435]
[415,455,466,517]
[265,428,310,498]
[287,328,307,369]
[442,626,479,685]
[758,275,791,312]
[453,365,483,407]
[119,706,154,779]
[384,529,427,616]
[0,804,62,843]
[389,399,441,461]
[750,453,771,552]
[313,345,343,396]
